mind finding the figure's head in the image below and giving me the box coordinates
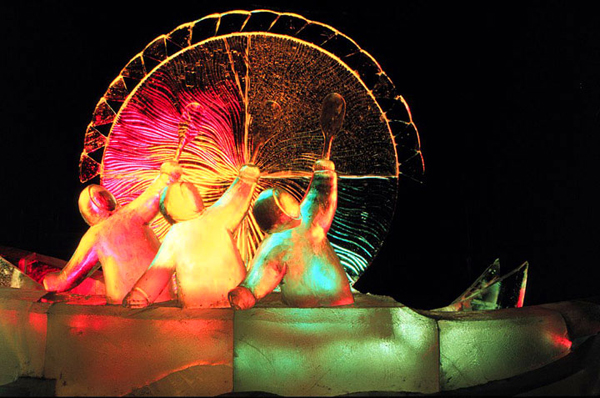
[79,184,119,226]
[160,181,204,224]
[253,188,301,234]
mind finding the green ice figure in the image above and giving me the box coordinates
[229,157,354,309]
[229,93,353,309]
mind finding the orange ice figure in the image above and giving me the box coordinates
[42,161,183,304]
[123,164,260,309]
[228,158,354,309]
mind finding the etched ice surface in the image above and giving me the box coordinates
[79,10,424,284]
[0,256,43,290]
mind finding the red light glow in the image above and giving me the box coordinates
[103,77,245,241]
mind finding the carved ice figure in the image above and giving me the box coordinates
[229,158,354,309]
[42,161,182,305]
[123,164,260,309]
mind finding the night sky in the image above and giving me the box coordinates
[1,1,598,310]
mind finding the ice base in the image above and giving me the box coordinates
[2,288,599,396]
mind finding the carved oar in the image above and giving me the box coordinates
[174,102,203,161]
[320,93,346,160]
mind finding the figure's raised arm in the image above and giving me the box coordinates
[123,240,177,308]
[211,164,260,231]
[43,230,100,292]
[128,161,183,223]
[300,159,338,232]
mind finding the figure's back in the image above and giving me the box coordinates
[276,225,353,307]
[173,209,247,308]
[96,208,167,304]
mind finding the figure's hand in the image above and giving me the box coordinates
[313,159,335,172]
[228,286,257,310]
[239,164,260,182]
[42,271,62,292]
[123,287,150,309]
[160,160,183,183]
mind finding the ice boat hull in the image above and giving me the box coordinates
[1,286,599,396]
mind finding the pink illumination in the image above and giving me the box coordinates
[552,335,573,350]
[103,76,245,240]
[516,285,527,308]
[27,312,46,335]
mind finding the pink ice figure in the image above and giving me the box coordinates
[228,159,354,309]
[42,161,183,305]
[123,164,260,309]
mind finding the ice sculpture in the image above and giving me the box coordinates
[436,259,529,311]
[42,161,182,305]
[5,9,600,397]
[229,158,354,309]
[229,93,353,309]
[123,164,260,309]
[79,10,425,288]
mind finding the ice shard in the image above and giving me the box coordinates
[0,256,44,291]
[437,260,528,311]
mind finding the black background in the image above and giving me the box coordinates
[1,1,598,309]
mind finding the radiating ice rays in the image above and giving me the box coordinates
[96,19,414,283]
[105,70,398,275]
